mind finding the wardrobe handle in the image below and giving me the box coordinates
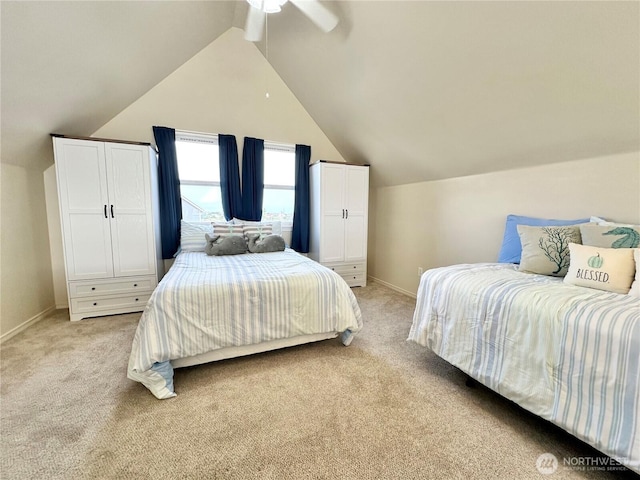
[104,205,107,218]
[110,205,114,218]
[342,209,345,219]
[345,209,349,219]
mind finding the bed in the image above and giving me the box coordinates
[128,249,363,399]
[408,263,640,474]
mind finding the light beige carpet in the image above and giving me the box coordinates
[1,282,637,479]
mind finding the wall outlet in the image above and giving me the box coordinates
[418,267,423,277]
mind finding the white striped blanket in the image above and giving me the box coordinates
[128,250,363,399]
[408,263,639,474]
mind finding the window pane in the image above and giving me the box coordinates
[176,141,220,182]
[262,188,294,222]
[264,150,295,186]
[180,184,226,222]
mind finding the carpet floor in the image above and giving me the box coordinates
[1,281,637,479]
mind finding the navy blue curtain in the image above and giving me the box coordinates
[240,137,264,221]
[153,126,181,259]
[291,144,311,253]
[218,134,242,221]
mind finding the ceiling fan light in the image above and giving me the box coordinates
[247,0,287,14]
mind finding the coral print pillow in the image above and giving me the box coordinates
[564,243,635,294]
[580,224,640,249]
[517,225,582,276]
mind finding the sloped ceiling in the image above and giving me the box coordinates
[1,0,236,171]
[2,1,638,187]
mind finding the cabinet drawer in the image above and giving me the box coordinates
[68,275,157,298]
[341,273,367,287]
[324,262,366,275]
[70,293,151,315]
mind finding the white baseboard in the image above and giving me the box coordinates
[1,305,57,344]
[367,276,417,299]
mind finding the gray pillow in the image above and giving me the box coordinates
[247,234,285,253]
[204,234,248,256]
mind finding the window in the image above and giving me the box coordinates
[175,132,225,222]
[263,142,295,224]
[175,132,296,224]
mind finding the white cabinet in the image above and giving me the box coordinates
[53,136,162,321]
[309,161,369,287]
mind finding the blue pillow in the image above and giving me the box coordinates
[498,214,590,264]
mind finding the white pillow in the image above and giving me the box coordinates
[563,243,635,294]
[590,216,636,227]
[180,220,213,252]
[629,249,640,297]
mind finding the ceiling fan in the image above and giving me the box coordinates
[244,0,339,42]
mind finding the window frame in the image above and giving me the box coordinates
[263,141,296,227]
[175,130,224,222]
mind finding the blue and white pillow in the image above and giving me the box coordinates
[180,220,214,252]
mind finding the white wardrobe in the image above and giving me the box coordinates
[309,161,369,287]
[52,136,162,321]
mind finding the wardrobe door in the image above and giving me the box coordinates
[105,143,156,277]
[55,138,113,280]
[343,166,368,262]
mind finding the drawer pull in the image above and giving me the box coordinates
[353,266,356,269]
[133,283,138,287]
[93,302,97,306]
[135,298,139,302]
[91,287,96,291]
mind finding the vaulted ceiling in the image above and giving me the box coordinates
[2,1,638,186]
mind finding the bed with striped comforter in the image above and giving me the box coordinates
[128,249,363,399]
[408,263,639,474]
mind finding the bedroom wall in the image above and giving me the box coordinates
[46,26,346,306]
[369,151,640,297]
[1,164,56,340]
[92,27,344,163]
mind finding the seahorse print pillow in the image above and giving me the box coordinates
[564,243,636,294]
[580,224,640,249]
[517,225,582,277]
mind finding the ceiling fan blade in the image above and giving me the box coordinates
[289,0,338,33]
[244,6,266,42]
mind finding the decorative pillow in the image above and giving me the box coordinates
[204,234,248,256]
[498,214,590,264]
[233,218,282,236]
[517,225,582,276]
[563,243,635,294]
[580,224,640,249]
[242,224,273,240]
[629,249,640,297]
[180,220,214,252]
[246,234,286,253]
[211,222,244,240]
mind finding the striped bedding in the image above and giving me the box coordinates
[408,263,639,474]
[128,249,363,399]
